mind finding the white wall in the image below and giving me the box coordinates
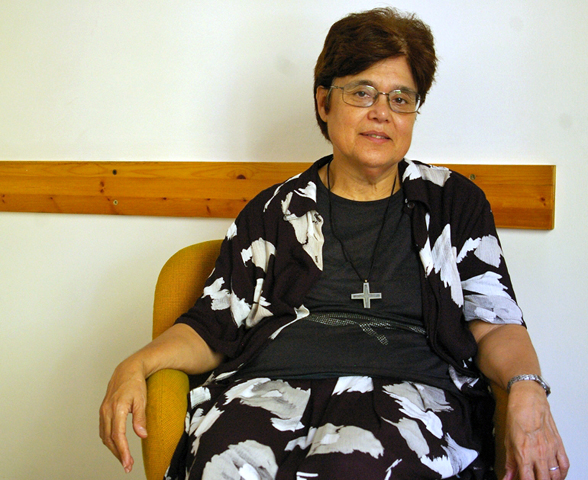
[1,1,586,478]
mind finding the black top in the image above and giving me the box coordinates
[236,169,456,391]
[305,168,422,323]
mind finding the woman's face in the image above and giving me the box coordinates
[316,56,418,178]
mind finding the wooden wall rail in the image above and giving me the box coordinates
[0,161,555,229]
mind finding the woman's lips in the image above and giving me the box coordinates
[361,131,390,141]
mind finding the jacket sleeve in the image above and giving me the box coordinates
[451,177,525,326]
[174,190,280,359]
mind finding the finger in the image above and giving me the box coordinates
[508,447,540,480]
[502,466,517,480]
[552,427,570,478]
[547,465,563,480]
[555,449,570,478]
[132,396,148,439]
[545,453,568,480]
[524,445,560,480]
[540,425,569,480]
[111,405,134,472]
[99,402,123,463]
[502,450,518,480]
[518,463,538,480]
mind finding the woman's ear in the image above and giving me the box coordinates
[316,86,329,123]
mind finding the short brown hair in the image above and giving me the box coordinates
[314,7,437,140]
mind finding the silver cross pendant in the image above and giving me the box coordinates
[351,282,382,309]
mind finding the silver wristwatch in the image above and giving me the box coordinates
[507,374,551,396]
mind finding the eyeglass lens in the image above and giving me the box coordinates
[338,83,419,113]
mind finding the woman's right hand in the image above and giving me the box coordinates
[98,324,225,473]
[99,356,148,473]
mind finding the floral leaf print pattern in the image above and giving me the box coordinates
[430,223,464,307]
[241,239,276,271]
[202,277,232,311]
[403,161,450,187]
[268,307,311,341]
[458,235,522,324]
[286,424,385,460]
[202,440,278,480]
[201,277,252,327]
[248,278,273,327]
[457,235,503,268]
[281,182,324,270]
[188,406,223,456]
[332,376,374,395]
[462,272,523,323]
[226,221,238,240]
[262,174,302,212]
[222,378,310,432]
[308,423,384,458]
[168,376,487,479]
[296,473,319,480]
[185,387,212,438]
[383,383,451,439]
[383,382,477,477]
[285,427,318,453]
[427,433,478,476]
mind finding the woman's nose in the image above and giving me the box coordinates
[367,95,391,121]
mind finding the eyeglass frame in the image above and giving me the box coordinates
[327,82,422,114]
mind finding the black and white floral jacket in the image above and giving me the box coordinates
[176,155,524,392]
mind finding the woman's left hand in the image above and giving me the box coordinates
[503,381,569,480]
[469,322,570,480]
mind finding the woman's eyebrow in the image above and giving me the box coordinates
[350,79,417,94]
[348,79,376,87]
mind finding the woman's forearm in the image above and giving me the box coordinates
[127,323,225,378]
[469,321,542,391]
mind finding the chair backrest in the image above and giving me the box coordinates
[142,240,222,480]
[141,238,508,479]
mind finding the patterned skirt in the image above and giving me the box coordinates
[165,376,493,480]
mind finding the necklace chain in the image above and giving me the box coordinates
[326,161,398,308]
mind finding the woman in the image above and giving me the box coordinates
[100,8,569,479]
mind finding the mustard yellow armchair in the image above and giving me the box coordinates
[141,239,509,480]
[142,240,222,480]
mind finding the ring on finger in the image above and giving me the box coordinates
[549,466,560,471]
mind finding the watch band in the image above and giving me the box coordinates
[507,374,551,396]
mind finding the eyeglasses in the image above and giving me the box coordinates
[329,82,421,114]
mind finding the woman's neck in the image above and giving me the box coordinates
[319,159,401,201]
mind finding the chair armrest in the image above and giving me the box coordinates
[142,240,222,479]
[142,369,190,480]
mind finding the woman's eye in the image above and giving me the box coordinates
[354,88,372,98]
